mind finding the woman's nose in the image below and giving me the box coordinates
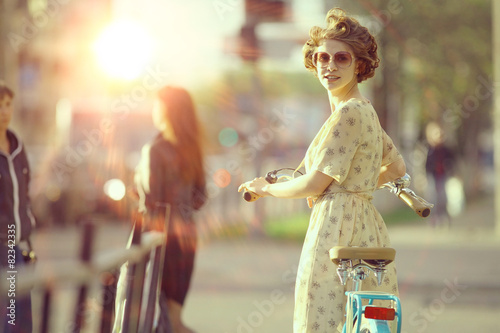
[327,60,337,71]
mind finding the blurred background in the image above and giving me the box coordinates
[1,0,499,331]
[1,0,497,235]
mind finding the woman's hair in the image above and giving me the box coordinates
[303,8,380,83]
[157,86,205,184]
[0,81,14,99]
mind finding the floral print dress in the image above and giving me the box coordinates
[293,98,403,333]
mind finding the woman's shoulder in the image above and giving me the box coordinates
[342,98,379,121]
[341,98,373,111]
[146,135,178,161]
[334,98,371,120]
[148,134,174,150]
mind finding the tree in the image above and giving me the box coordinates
[340,0,492,197]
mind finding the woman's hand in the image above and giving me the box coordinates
[238,170,333,201]
[238,177,270,198]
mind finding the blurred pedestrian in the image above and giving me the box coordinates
[238,8,406,332]
[135,86,206,333]
[0,80,37,333]
[425,121,455,226]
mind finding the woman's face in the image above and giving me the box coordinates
[314,39,357,95]
[0,95,13,132]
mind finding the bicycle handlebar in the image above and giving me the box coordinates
[380,174,434,218]
[242,170,433,218]
[243,191,261,202]
[395,188,433,218]
[242,170,282,202]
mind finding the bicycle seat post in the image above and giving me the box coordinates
[336,260,370,291]
[352,265,368,292]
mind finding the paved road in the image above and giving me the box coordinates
[184,236,500,333]
[28,195,500,333]
[183,196,500,333]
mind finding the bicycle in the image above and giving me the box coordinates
[241,168,433,332]
[330,246,401,333]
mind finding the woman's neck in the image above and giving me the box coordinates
[161,130,177,144]
[328,81,363,112]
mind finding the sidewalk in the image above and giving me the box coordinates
[389,195,499,248]
[28,196,499,332]
[183,196,500,333]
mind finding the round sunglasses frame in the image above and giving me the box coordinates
[312,51,353,69]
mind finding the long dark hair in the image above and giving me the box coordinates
[157,86,205,185]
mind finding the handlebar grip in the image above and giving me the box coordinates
[397,189,432,218]
[243,191,261,202]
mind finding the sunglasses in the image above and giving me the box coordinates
[312,51,353,69]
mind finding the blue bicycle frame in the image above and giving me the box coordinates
[342,291,402,333]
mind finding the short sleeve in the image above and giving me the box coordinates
[308,104,362,184]
[381,129,402,167]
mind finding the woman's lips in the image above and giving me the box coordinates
[324,74,340,81]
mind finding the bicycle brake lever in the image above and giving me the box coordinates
[380,173,411,195]
[265,171,278,184]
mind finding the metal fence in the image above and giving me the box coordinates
[0,221,171,333]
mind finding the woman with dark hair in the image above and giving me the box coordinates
[135,86,206,333]
[239,8,406,332]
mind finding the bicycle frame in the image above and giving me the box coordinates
[343,291,401,333]
[337,260,402,333]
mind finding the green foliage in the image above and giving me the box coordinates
[391,0,492,131]
[263,212,310,242]
[263,207,419,243]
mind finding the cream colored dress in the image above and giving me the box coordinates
[293,98,402,333]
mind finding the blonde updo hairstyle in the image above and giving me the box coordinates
[303,8,380,83]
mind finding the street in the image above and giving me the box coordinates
[27,196,500,332]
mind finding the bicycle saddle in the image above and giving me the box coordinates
[329,246,396,267]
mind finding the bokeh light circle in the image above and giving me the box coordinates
[213,169,231,188]
[103,179,127,201]
[218,127,239,147]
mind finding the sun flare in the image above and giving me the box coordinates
[93,20,154,80]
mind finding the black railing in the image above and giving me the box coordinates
[0,221,171,333]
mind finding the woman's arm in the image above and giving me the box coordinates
[238,170,333,199]
[377,158,407,188]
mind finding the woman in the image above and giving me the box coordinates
[135,86,206,333]
[0,81,36,333]
[238,8,406,332]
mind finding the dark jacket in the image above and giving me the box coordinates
[0,130,36,244]
[135,134,206,223]
[426,144,455,179]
